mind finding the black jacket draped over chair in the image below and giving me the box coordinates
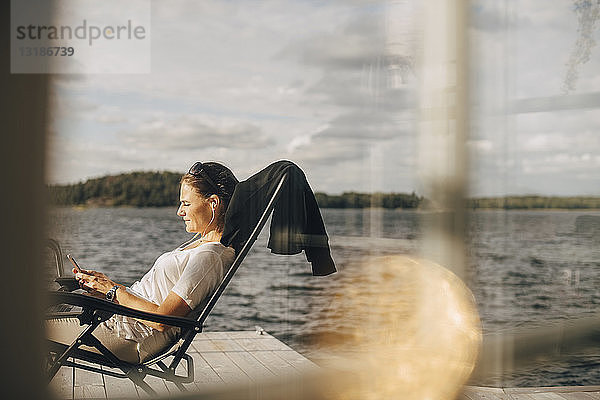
[221,160,336,276]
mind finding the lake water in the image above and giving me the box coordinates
[47,207,600,387]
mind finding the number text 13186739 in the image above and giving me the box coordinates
[18,47,75,56]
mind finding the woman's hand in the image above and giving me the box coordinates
[73,268,191,331]
[73,268,118,295]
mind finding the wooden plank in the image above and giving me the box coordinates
[506,395,537,400]
[271,350,318,373]
[103,370,139,399]
[204,331,238,340]
[259,337,294,351]
[208,338,245,352]
[225,351,276,382]
[527,393,570,400]
[581,393,600,400]
[162,377,183,395]
[506,388,600,394]
[233,337,294,352]
[73,385,106,399]
[200,351,250,384]
[233,337,273,351]
[187,351,224,387]
[462,386,508,400]
[565,388,600,393]
[469,387,600,400]
[558,393,596,400]
[137,374,170,398]
[250,350,298,377]
[198,331,292,350]
[73,360,106,399]
[191,338,224,353]
[162,361,194,395]
[73,360,104,386]
[163,380,184,395]
[192,336,252,353]
[49,365,74,399]
[464,386,505,393]
[226,331,267,339]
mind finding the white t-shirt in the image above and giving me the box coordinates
[104,241,236,342]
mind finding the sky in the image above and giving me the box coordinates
[46,0,600,196]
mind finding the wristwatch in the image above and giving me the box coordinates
[106,285,119,302]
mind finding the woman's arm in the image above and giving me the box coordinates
[74,269,192,331]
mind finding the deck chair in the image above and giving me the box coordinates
[45,174,289,396]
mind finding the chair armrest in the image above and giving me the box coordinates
[47,291,200,330]
[54,277,79,292]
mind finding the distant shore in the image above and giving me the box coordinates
[467,196,600,210]
[47,171,600,210]
[56,205,600,212]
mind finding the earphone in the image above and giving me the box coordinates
[202,204,216,238]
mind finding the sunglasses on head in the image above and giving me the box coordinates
[188,162,220,194]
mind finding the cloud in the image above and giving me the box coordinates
[48,1,417,185]
[511,92,600,113]
[123,115,275,150]
[50,90,98,116]
[312,109,411,140]
[280,11,386,71]
[290,132,417,193]
[470,2,530,33]
[288,112,415,173]
[95,110,128,124]
[467,139,494,154]
[290,137,367,166]
[47,133,150,184]
[306,72,414,111]
[46,0,600,196]
[276,7,418,170]
[522,152,600,174]
[470,0,592,98]
[469,107,600,196]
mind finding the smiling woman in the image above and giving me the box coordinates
[46,161,239,363]
[177,161,239,242]
[178,183,215,234]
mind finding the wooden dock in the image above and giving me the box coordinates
[49,330,319,399]
[460,385,600,400]
[49,331,600,399]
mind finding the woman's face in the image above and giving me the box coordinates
[177,183,213,233]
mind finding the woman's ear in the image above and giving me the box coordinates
[208,194,220,209]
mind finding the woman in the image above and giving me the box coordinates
[46,162,238,363]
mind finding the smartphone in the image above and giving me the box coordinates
[66,254,83,273]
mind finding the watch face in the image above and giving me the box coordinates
[106,286,117,301]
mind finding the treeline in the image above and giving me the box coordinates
[468,196,600,210]
[48,172,600,209]
[314,192,423,209]
[47,171,424,209]
[49,171,182,207]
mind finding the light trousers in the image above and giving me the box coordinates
[46,317,177,363]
